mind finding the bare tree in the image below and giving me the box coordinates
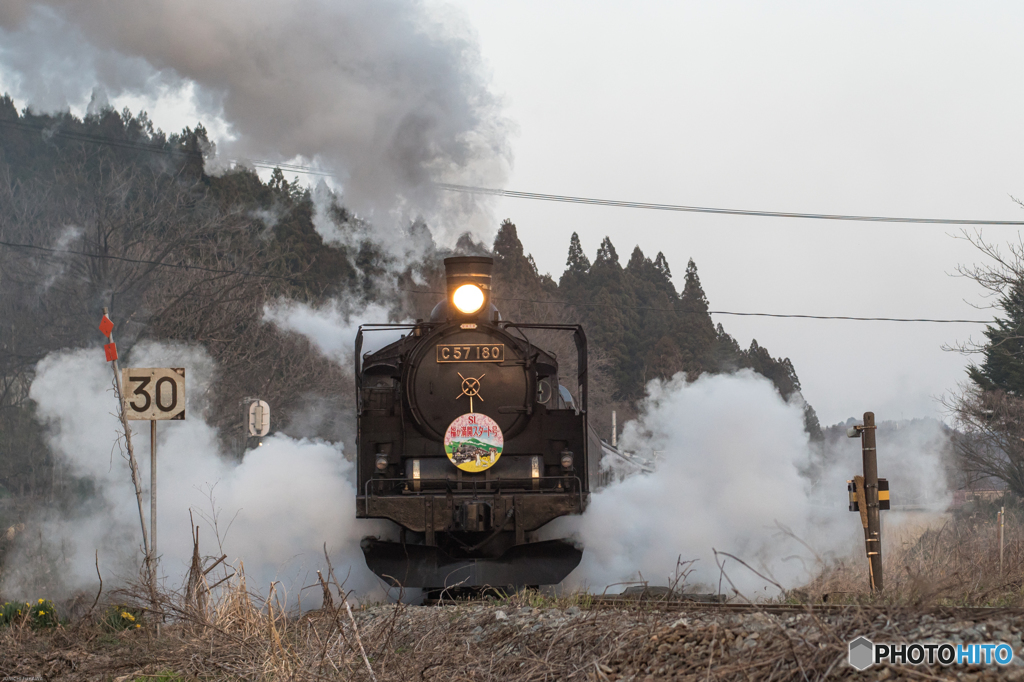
[946,223,1024,496]
[947,387,1024,496]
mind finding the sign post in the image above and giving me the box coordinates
[121,367,186,590]
[99,310,151,582]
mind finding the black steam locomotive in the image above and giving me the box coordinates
[355,256,594,590]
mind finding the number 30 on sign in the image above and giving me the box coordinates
[121,368,186,421]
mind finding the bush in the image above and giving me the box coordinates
[0,598,59,628]
[101,604,144,631]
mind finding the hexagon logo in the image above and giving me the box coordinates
[848,636,874,671]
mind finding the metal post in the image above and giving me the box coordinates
[612,411,617,448]
[999,506,1005,575]
[862,411,883,591]
[151,418,160,638]
[151,420,157,572]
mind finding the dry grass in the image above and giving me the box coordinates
[6,504,1024,679]
[5,583,1024,680]
[806,499,1024,607]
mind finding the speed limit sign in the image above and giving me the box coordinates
[121,368,185,421]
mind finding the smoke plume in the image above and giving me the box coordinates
[262,299,407,365]
[0,0,511,244]
[2,341,388,603]
[554,370,952,597]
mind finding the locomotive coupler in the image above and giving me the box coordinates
[454,500,491,532]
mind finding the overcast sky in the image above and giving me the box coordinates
[3,1,1023,426]
[441,0,1024,425]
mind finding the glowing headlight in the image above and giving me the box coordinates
[452,284,485,314]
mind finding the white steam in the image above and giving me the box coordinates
[3,342,387,602]
[557,370,951,597]
[0,0,511,245]
[263,299,408,366]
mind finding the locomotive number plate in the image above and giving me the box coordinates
[436,344,505,363]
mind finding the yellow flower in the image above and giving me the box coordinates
[38,611,45,616]
[121,611,135,622]
[38,599,44,604]
[135,624,141,628]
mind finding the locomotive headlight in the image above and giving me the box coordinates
[452,284,485,314]
[560,449,574,469]
[375,454,389,471]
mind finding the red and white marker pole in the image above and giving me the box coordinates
[100,308,152,583]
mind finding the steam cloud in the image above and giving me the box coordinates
[555,370,952,597]
[4,311,952,603]
[2,341,387,603]
[263,299,408,364]
[0,0,511,245]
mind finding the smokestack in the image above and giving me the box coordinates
[443,256,493,321]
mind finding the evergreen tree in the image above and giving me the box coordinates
[679,259,710,313]
[712,323,745,372]
[594,236,619,267]
[565,232,591,276]
[493,218,526,261]
[675,259,717,377]
[968,280,1024,395]
[627,245,649,272]
[490,219,557,320]
[653,251,672,281]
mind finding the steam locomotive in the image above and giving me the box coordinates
[355,256,595,590]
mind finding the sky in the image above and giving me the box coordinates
[3,1,1024,425]
[440,0,1024,425]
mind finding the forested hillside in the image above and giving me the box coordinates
[0,101,820,507]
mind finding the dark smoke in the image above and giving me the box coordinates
[0,0,511,241]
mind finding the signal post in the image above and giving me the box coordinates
[848,411,885,591]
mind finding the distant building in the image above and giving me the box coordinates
[951,488,1006,508]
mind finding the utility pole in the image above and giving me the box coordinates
[861,412,883,591]
[848,411,883,592]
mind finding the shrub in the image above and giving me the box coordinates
[100,604,144,631]
[0,598,59,628]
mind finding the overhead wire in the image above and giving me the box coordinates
[0,238,311,283]
[0,239,989,323]
[0,118,204,157]
[4,118,1020,225]
[399,289,988,324]
[436,184,1024,225]
[0,119,1001,323]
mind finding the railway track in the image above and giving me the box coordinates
[590,596,1024,619]
[426,592,1024,620]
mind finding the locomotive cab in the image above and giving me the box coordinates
[355,256,590,590]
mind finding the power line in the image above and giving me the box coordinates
[0,239,989,322]
[399,290,989,324]
[5,117,1022,225]
[0,239,311,283]
[0,122,1003,323]
[249,161,335,177]
[0,118,203,157]
[435,183,1024,226]
[225,158,1024,226]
